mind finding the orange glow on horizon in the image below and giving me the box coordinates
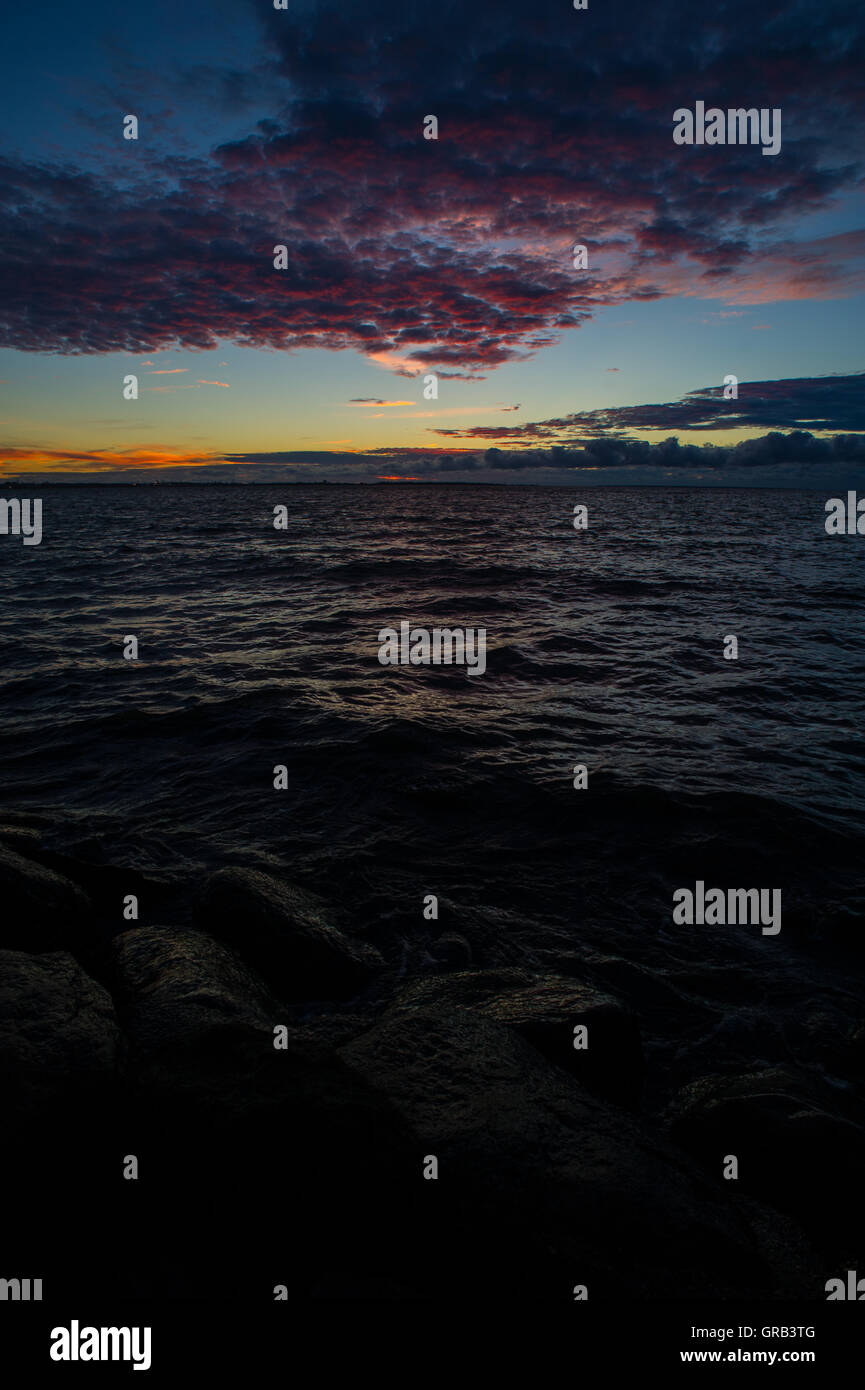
[0,446,225,476]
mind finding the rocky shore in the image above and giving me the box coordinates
[1,824,862,1301]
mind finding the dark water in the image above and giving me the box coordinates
[1,484,864,1101]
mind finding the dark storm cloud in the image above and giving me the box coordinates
[219,426,865,476]
[0,0,862,365]
[480,431,865,472]
[221,450,366,466]
[433,374,865,442]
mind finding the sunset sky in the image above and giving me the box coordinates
[1,0,863,484]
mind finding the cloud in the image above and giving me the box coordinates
[431,373,865,440]
[0,446,221,475]
[5,429,865,483]
[149,378,230,392]
[215,427,865,474]
[480,431,865,473]
[0,0,861,370]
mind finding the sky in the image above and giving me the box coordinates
[0,0,863,485]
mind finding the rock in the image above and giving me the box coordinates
[666,1068,865,1252]
[392,968,644,1105]
[432,897,541,968]
[195,867,383,1000]
[0,950,126,1294]
[428,933,473,969]
[576,948,715,1022]
[0,824,45,854]
[107,924,422,1297]
[110,925,400,1140]
[0,949,123,1114]
[0,844,91,951]
[0,926,418,1302]
[340,1002,820,1299]
[43,857,168,923]
[111,926,280,1065]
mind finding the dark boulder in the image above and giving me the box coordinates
[110,924,402,1142]
[0,824,45,855]
[111,926,280,1065]
[0,948,123,1113]
[666,1067,865,1254]
[0,844,90,951]
[108,925,421,1298]
[340,1001,820,1299]
[427,932,473,970]
[196,867,383,1000]
[392,968,644,1105]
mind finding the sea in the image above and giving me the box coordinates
[1,483,864,1102]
